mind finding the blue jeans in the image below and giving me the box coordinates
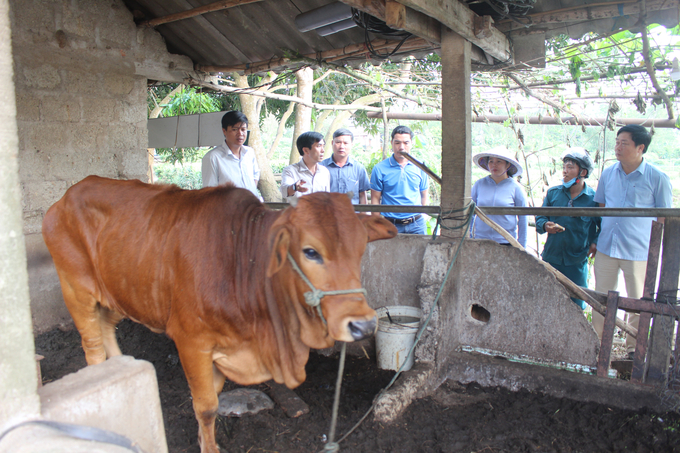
[390,215,426,235]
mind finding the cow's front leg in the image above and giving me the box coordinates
[176,342,221,453]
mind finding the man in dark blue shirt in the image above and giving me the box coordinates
[535,148,600,310]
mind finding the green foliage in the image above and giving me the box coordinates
[151,86,222,165]
[154,163,202,190]
[158,86,221,117]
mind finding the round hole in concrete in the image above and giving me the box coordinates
[470,304,490,323]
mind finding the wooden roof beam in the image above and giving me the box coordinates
[385,0,441,44]
[498,0,677,28]
[342,0,511,62]
[395,0,511,62]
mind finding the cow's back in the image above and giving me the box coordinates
[42,175,273,333]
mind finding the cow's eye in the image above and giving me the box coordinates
[303,248,323,264]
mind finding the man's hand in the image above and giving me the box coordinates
[545,221,565,234]
[296,180,309,193]
[587,243,597,259]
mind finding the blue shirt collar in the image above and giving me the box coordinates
[615,158,647,175]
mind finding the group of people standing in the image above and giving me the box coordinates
[201,113,673,356]
[202,111,430,234]
[471,125,672,358]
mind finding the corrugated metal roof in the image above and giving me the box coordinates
[122,0,680,74]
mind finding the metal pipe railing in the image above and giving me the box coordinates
[265,203,680,218]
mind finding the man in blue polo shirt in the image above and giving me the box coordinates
[321,128,370,204]
[370,125,429,234]
[592,125,673,358]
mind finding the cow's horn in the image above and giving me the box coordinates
[346,191,354,201]
[289,196,299,208]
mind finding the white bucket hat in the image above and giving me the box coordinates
[473,147,523,177]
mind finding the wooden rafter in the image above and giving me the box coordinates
[195,37,436,74]
[140,0,262,28]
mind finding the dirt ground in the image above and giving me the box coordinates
[36,320,680,453]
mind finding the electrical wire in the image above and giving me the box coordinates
[351,9,413,60]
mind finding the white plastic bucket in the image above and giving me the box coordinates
[375,306,422,371]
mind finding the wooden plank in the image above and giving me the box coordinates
[264,381,309,418]
[643,221,663,300]
[646,217,680,384]
[395,0,511,62]
[385,0,441,43]
[631,312,652,384]
[597,291,620,378]
[141,0,263,27]
[630,222,662,384]
[399,152,441,184]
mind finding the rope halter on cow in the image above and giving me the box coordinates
[286,252,368,325]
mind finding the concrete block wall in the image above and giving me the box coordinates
[8,0,194,333]
[363,236,599,369]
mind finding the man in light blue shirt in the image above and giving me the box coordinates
[321,128,370,204]
[592,125,673,357]
[202,111,261,198]
[370,125,429,234]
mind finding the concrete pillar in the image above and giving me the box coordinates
[0,0,41,432]
[440,27,472,238]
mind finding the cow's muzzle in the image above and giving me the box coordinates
[348,317,377,341]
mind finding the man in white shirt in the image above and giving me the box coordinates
[280,131,330,203]
[201,111,260,198]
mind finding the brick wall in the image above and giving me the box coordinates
[9,0,193,332]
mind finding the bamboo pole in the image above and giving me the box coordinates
[141,0,262,28]
[473,206,637,338]
[190,78,384,112]
[364,112,679,128]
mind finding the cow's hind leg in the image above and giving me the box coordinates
[176,343,221,453]
[59,279,108,365]
[100,307,124,359]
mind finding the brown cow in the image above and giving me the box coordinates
[42,176,397,453]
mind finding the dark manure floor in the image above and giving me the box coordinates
[35,320,680,452]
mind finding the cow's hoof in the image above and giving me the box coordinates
[347,317,377,341]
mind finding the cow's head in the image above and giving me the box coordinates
[268,193,397,347]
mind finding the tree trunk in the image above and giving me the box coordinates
[148,84,185,182]
[289,67,314,164]
[234,73,282,202]
[267,100,295,159]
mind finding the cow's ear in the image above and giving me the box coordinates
[268,227,291,276]
[358,214,398,242]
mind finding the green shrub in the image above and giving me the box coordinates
[155,164,202,190]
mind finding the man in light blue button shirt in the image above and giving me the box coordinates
[321,128,370,204]
[201,111,261,199]
[592,125,673,357]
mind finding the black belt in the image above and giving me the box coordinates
[384,214,421,225]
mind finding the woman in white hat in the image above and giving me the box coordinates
[471,147,528,248]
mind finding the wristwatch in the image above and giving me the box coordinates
[294,182,299,192]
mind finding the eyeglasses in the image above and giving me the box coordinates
[568,199,574,207]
